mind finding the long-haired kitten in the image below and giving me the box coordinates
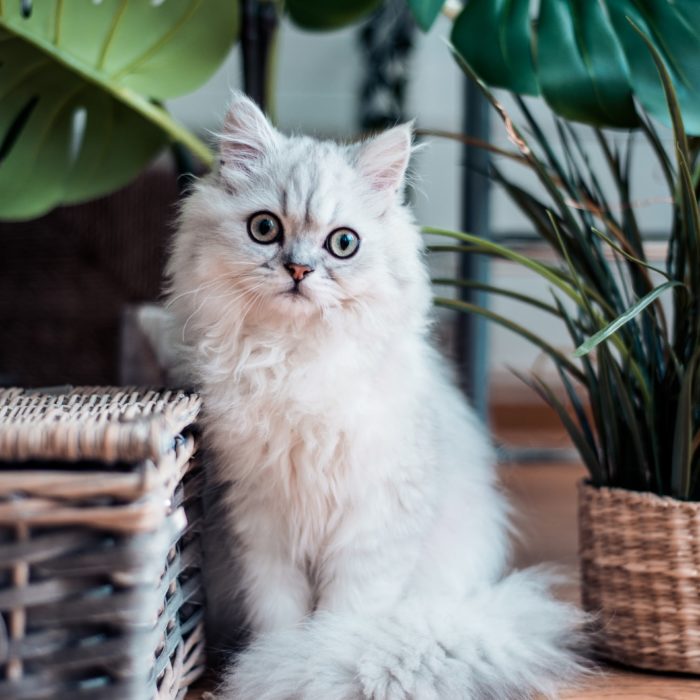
[165,93,586,699]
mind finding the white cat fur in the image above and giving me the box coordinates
[165,93,586,699]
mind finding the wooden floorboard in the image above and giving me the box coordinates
[560,670,700,699]
[186,461,700,699]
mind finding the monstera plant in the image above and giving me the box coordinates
[408,0,700,134]
[0,1,240,220]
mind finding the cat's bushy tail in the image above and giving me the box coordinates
[216,569,589,700]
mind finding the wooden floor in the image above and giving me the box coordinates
[186,457,700,699]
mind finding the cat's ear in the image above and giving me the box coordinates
[219,92,278,175]
[356,123,413,196]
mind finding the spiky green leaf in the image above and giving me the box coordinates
[575,282,684,357]
[671,350,700,499]
[516,370,604,483]
[434,297,587,384]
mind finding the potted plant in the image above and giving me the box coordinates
[407,2,700,672]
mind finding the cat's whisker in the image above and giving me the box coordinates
[337,289,371,318]
[167,262,264,311]
[179,285,250,342]
[238,286,267,323]
[221,287,262,311]
[181,297,209,342]
[213,282,267,327]
[165,273,234,307]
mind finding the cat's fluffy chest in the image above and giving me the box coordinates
[202,325,428,556]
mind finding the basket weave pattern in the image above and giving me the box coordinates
[579,481,700,674]
[0,387,205,700]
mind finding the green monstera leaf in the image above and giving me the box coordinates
[440,0,700,133]
[451,0,538,96]
[407,0,445,31]
[0,0,239,220]
[606,1,700,134]
[537,0,637,128]
[286,0,382,30]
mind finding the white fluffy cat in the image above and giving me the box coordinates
[165,93,586,699]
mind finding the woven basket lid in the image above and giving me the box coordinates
[0,387,201,463]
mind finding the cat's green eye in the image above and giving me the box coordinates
[248,211,283,244]
[325,228,360,259]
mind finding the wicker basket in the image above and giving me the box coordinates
[579,480,700,674]
[0,387,206,700]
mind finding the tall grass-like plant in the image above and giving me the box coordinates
[428,34,700,500]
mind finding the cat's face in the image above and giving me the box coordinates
[172,93,426,331]
[214,135,392,320]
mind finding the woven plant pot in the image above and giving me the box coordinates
[579,480,700,674]
[0,387,206,700]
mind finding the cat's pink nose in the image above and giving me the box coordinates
[285,263,314,282]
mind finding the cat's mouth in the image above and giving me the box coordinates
[282,285,308,299]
